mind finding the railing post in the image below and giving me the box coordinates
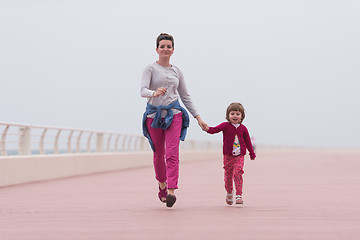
[39,128,47,154]
[19,127,31,155]
[106,134,112,152]
[134,136,140,151]
[76,131,83,153]
[96,133,104,152]
[122,135,128,151]
[1,125,10,156]
[67,130,74,153]
[127,135,133,151]
[86,132,93,153]
[140,137,146,151]
[54,130,62,154]
[114,134,120,152]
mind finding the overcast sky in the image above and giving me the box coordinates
[1,0,359,148]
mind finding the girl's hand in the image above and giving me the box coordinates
[153,87,167,97]
[195,115,208,131]
[202,123,209,132]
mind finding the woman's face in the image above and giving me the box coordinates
[156,40,174,58]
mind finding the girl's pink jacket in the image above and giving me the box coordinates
[207,122,256,159]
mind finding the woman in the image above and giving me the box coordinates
[141,33,207,207]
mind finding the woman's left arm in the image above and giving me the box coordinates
[177,69,198,116]
[177,68,208,130]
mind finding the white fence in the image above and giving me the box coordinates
[0,121,220,156]
[0,121,221,187]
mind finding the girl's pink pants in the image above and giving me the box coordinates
[146,113,182,189]
[223,155,245,195]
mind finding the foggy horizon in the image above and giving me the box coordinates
[1,1,359,148]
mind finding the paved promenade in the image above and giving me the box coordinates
[1,149,360,240]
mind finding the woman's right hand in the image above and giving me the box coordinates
[153,87,167,97]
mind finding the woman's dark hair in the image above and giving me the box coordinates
[156,33,174,48]
[226,102,246,123]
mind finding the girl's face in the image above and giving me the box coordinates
[156,40,174,58]
[229,110,242,125]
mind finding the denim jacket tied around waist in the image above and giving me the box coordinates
[142,100,190,151]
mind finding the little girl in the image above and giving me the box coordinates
[204,102,256,205]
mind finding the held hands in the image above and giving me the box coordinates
[195,115,209,131]
[153,87,167,97]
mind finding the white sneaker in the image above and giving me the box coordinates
[235,195,243,204]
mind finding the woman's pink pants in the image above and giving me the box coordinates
[146,113,182,189]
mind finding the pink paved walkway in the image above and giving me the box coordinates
[1,149,360,240]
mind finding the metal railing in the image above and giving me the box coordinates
[0,121,220,156]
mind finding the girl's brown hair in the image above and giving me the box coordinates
[226,102,245,123]
[156,33,174,48]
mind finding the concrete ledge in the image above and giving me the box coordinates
[0,150,221,187]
